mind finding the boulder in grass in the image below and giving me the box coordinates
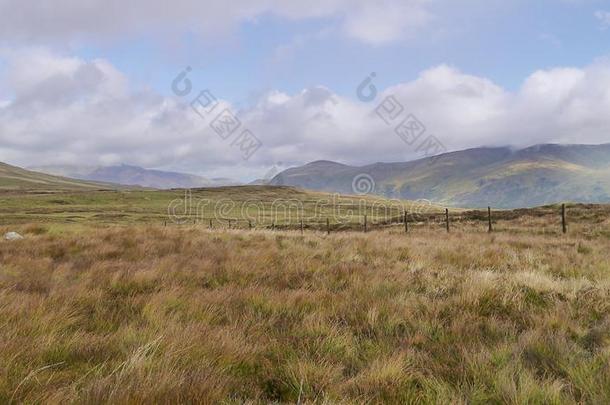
[4,232,24,241]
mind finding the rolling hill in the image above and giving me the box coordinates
[271,144,610,208]
[0,162,119,192]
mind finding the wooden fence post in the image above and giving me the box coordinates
[404,211,408,233]
[164,221,166,227]
[249,220,252,230]
[209,219,212,229]
[364,214,368,233]
[300,219,304,235]
[272,221,275,231]
[326,218,330,235]
[488,207,493,233]
[228,219,232,229]
[562,204,567,234]
[445,209,450,233]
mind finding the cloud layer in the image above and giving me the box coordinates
[0,48,609,179]
[0,0,432,45]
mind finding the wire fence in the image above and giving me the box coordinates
[164,204,572,235]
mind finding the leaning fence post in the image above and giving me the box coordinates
[326,218,330,235]
[488,207,493,233]
[404,211,409,233]
[445,209,450,233]
[562,204,567,234]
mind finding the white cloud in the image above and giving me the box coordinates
[342,0,432,45]
[0,49,610,180]
[0,0,434,46]
[595,10,610,30]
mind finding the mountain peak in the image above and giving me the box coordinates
[305,160,347,167]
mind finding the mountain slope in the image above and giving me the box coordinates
[0,162,118,192]
[271,144,610,208]
[31,164,241,189]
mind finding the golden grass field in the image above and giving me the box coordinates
[0,189,609,404]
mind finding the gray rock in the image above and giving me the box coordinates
[4,232,24,241]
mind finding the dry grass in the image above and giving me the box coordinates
[1,219,609,404]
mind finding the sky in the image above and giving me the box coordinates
[0,0,609,181]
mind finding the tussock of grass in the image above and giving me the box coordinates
[0,223,609,403]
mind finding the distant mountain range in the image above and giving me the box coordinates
[5,143,610,208]
[30,164,241,189]
[271,144,610,208]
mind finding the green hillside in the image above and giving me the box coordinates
[0,162,119,192]
[272,144,610,208]
[0,185,448,228]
